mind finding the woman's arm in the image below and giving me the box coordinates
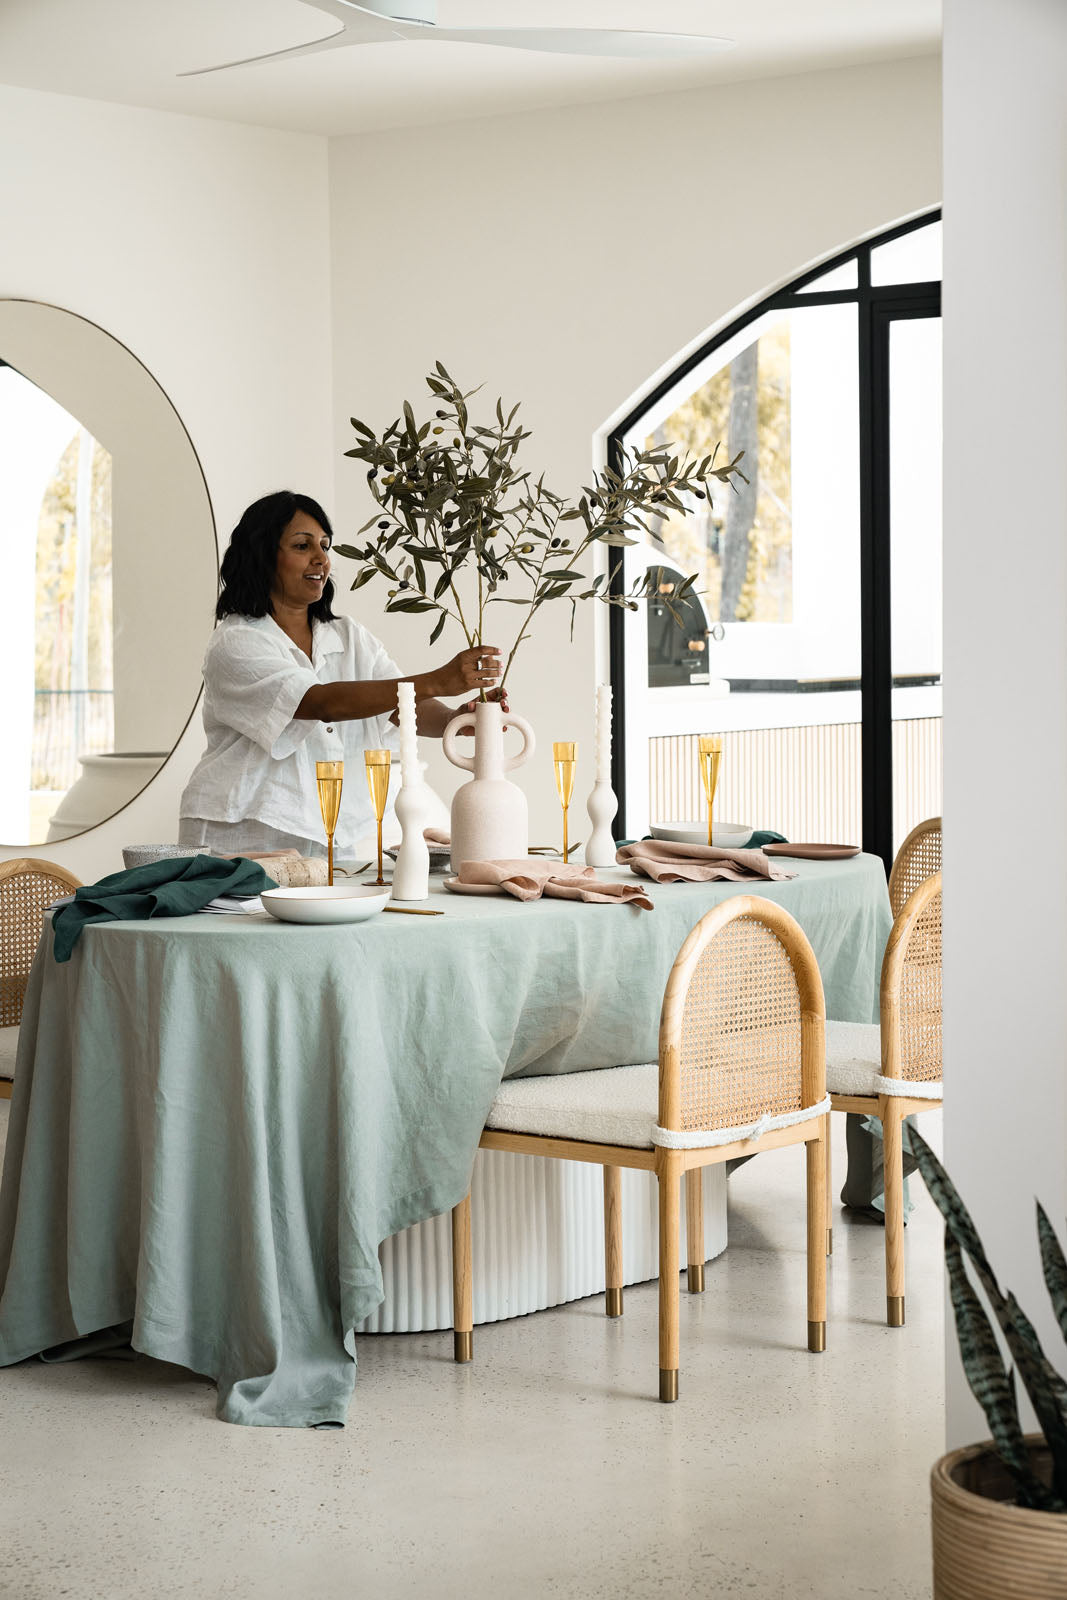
[293,645,500,723]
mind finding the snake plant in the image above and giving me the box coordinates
[911,1124,1067,1510]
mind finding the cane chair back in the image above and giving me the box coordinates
[888,816,941,918]
[881,872,942,1088]
[1,857,83,1027]
[659,899,826,1140]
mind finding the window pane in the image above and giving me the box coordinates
[797,259,857,292]
[0,364,113,843]
[889,317,942,852]
[621,303,863,843]
[871,220,942,286]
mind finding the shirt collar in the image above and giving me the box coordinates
[259,613,345,666]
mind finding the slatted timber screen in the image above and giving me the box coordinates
[649,716,942,854]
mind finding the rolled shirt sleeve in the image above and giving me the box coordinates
[206,626,321,757]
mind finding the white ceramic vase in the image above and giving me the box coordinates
[442,701,536,876]
[584,780,619,868]
[391,759,433,900]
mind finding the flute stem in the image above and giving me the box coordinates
[328,835,334,886]
[376,820,385,886]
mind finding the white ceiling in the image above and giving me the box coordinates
[0,0,941,137]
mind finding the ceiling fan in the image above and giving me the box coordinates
[182,0,734,76]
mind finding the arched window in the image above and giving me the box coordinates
[609,211,941,870]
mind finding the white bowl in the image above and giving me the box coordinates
[650,821,753,848]
[260,885,391,925]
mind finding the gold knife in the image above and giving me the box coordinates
[383,905,444,916]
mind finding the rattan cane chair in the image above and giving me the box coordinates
[825,871,942,1327]
[0,857,82,1098]
[888,815,941,918]
[450,896,829,1403]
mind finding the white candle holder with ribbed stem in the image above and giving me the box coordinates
[391,682,431,901]
[584,683,618,868]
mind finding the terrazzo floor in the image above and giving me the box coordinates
[0,1100,944,1600]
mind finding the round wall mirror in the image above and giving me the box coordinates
[0,301,217,845]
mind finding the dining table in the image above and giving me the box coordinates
[0,854,891,1427]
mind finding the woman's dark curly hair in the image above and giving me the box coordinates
[215,490,337,622]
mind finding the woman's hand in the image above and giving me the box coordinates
[459,685,510,717]
[430,646,503,699]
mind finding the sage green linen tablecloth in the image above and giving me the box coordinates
[0,856,890,1427]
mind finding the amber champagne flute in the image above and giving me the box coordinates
[698,735,723,847]
[553,742,577,863]
[316,760,344,886]
[364,749,392,886]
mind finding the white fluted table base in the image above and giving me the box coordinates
[357,1147,728,1333]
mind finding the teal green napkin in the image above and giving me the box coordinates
[51,855,277,963]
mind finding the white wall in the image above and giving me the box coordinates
[0,84,333,881]
[942,0,1067,1444]
[328,55,941,839]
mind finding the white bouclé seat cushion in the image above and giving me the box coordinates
[825,1019,942,1099]
[486,1063,659,1148]
[0,1025,18,1082]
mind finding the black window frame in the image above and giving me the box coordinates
[607,208,941,872]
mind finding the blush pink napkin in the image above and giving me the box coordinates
[616,840,798,884]
[457,857,653,910]
[424,828,451,846]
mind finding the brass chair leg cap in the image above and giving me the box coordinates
[826,1227,833,1257]
[605,1287,623,1318]
[453,1331,473,1363]
[659,1369,678,1403]
[807,1320,826,1353]
[687,1263,705,1294]
[887,1296,905,1328]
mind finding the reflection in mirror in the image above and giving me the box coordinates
[0,301,217,846]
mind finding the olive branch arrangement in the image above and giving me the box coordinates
[334,363,747,688]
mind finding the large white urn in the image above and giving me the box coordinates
[442,701,535,876]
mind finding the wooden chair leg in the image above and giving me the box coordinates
[824,1111,833,1256]
[451,1193,473,1362]
[685,1167,705,1292]
[806,1126,827,1352]
[657,1154,682,1401]
[880,1098,906,1326]
[603,1165,623,1317]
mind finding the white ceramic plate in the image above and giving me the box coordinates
[442,877,502,896]
[386,845,452,871]
[650,821,753,848]
[261,885,391,924]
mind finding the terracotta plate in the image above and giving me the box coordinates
[442,877,503,896]
[763,843,861,861]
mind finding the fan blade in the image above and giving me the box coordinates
[416,28,734,59]
[179,0,404,77]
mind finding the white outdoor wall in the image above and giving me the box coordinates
[328,54,941,840]
[0,84,332,882]
[942,0,1067,1445]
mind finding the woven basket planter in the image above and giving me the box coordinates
[932,1436,1067,1598]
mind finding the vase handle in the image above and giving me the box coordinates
[442,712,477,772]
[501,713,535,772]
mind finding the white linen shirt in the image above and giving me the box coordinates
[179,613,402,857]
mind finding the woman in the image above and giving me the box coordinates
[179,489,504,860]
